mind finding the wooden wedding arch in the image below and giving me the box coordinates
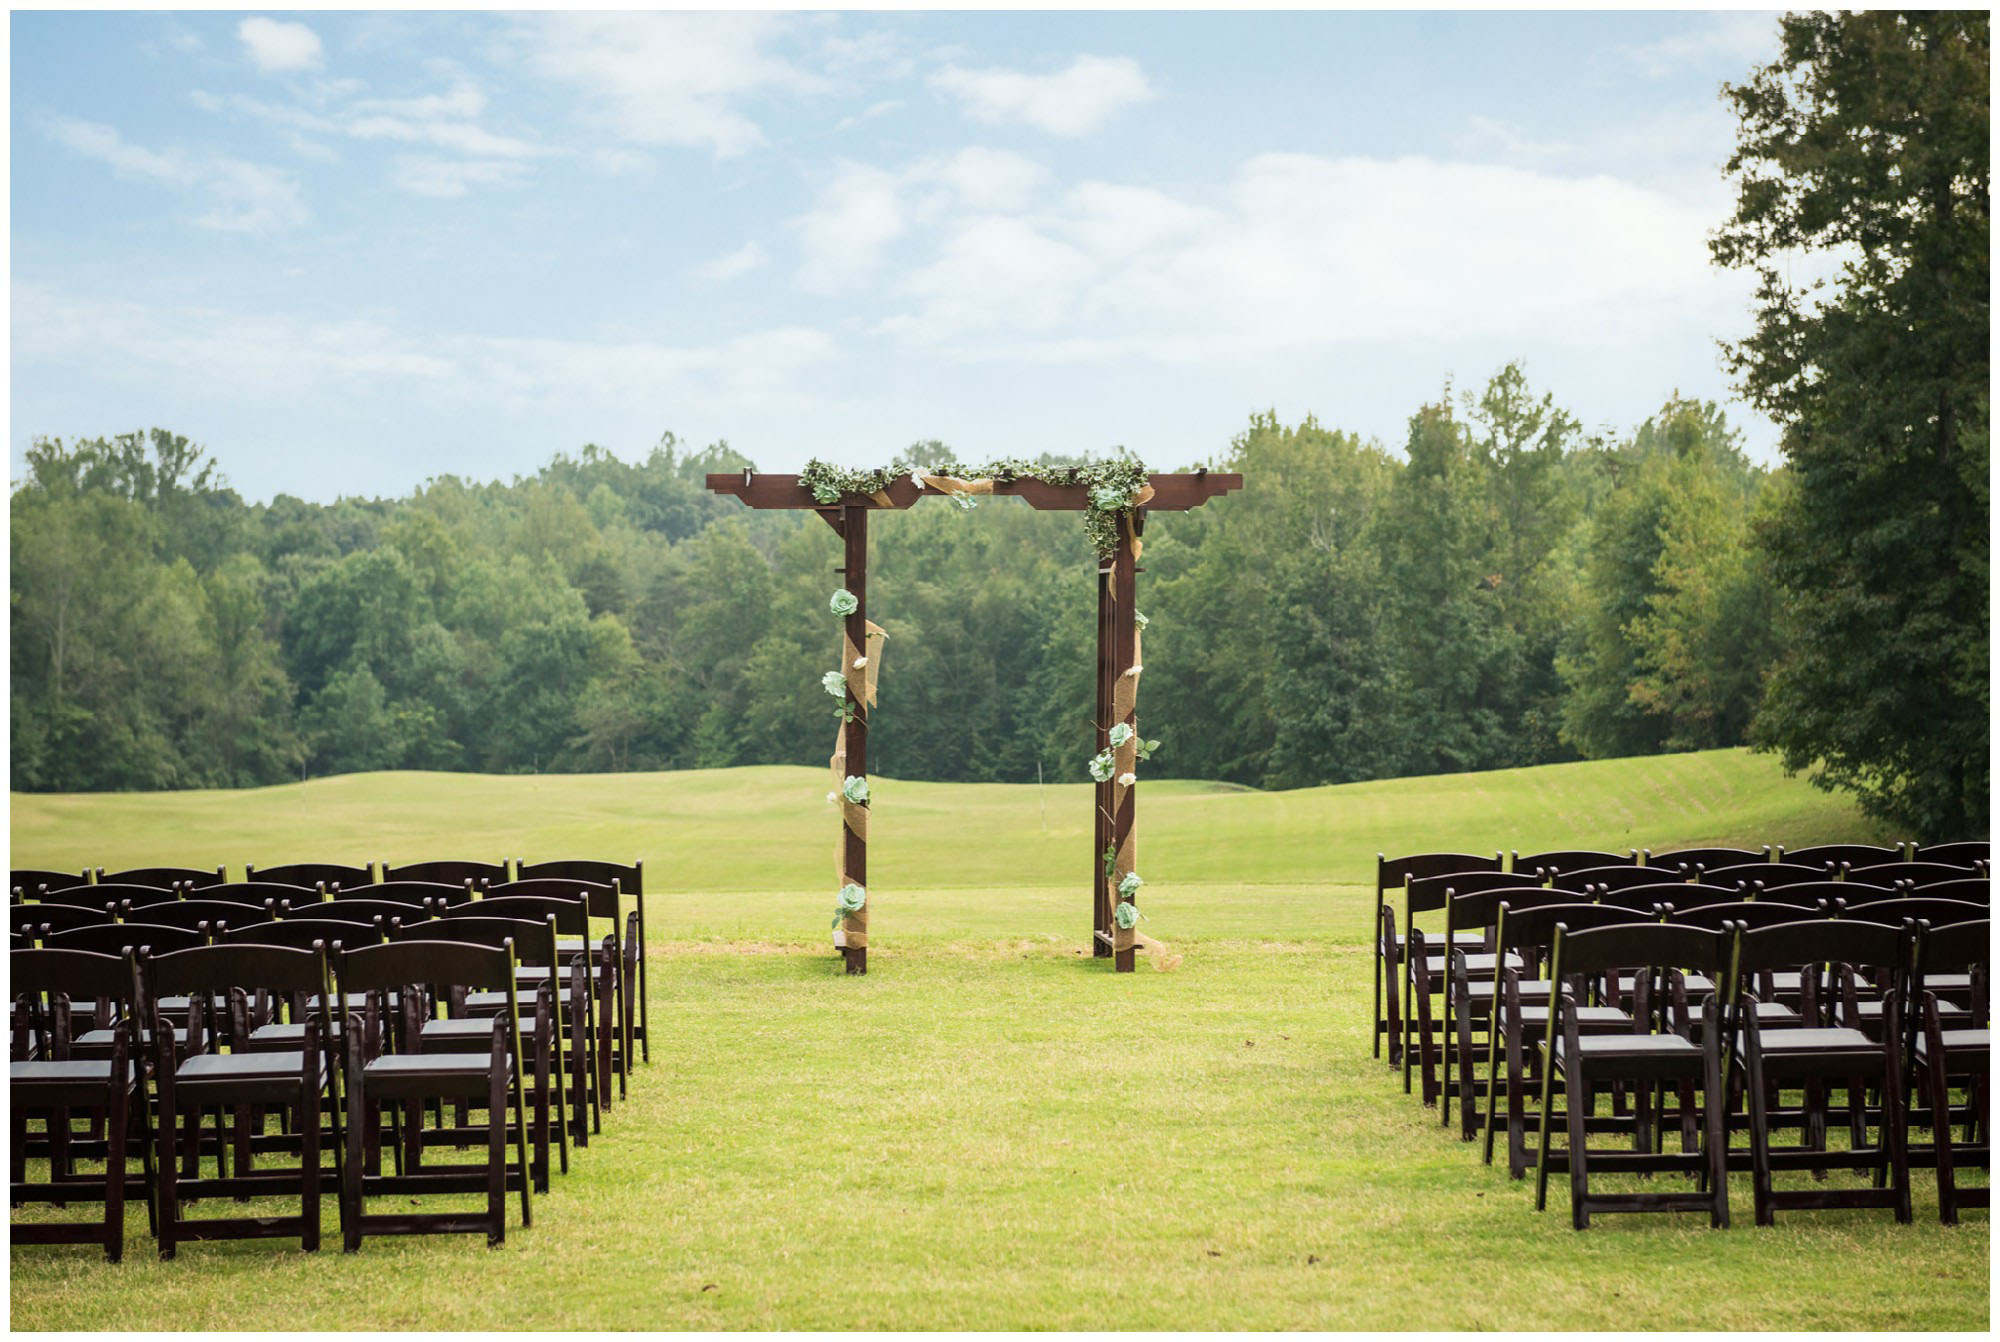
[709,468,1241,973]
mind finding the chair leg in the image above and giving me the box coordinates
[1881,1045,1912,1223]
[343,1040,365,1254]
[487,1069,507,1248]
[1925,1059,1959,1225]
[156,1080,180,1260]
[1704,1044,1729,1229]
[1534,1058,1558,1211]
[104,1085,128,1264]
[300,1079,322,1252]
[1567,1067,1591,1229]
[1747,1051,1775,1226]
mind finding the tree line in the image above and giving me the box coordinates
[8,12,1986,839]
[8,373,1777,790]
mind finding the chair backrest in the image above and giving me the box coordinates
[380,859,510,889]
[18,884,129,910]
[482,877,621,920]
[1778,842,1904,868]
[1739,882,1836,908]
[1849,860,1979,889]
[1592,883,1699,912]
[1377,852,1503,899]
[337,938,515,995]
[304,897,436,926]
[11,947,135,1003]
[1651,847,1768,878]
[395,913,557,970]
[207,880,316,906]
[1806,880,1906,906]
[1551,864,1668,894]
[1407,869,1524,914]
[1548,922,1732,983]
[1512,849,1636,877]
[217,917,386,952]
[1638,885,1766,913]
[1915,877,1991,907]
[1700,861,1831,888]
[9,868,92,893]
[46,922,207,956]
[1660,901,1821,931]
[1914,840,1988,866]
[143,943,326,1000]
[246,861,374,889]
[1448,887,1573,936]
[365,879,476,908]
[1492,900,1654,954]
[98,865,226,891]
[450,893,590,938]
[8,903,115,936]
[1834,896,1989,927]
[119,898,278,930]
[1732,916,1907,977]
[1912,918,1990,976]
[514,859,642,897]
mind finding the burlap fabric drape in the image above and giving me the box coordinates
[831,620,886,949]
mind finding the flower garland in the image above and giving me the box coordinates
[798,456,1150,559]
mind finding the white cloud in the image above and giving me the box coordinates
[1619,12,1780,79]
[389,155,527,200]
[515,12,822,157]
[238,17,324,73]
[795,162,910,295]
[790,147,1745,366]
[696,242,768,284]
[792,147,1049,295]
[929,55,1153,137]
[14,283,840,415]
[42,115,306,232]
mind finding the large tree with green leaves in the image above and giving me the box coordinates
[1712,11,1989,838]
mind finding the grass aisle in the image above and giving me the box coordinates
[9,750,1986,1328]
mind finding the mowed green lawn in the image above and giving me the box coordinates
[9,748,1988,1330]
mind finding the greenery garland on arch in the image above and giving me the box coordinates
[799,456,1152,559]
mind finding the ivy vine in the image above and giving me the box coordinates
[799,456,1150,559]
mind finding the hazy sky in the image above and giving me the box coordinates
[12,9,1784,504]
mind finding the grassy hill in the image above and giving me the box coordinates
[11,747,1885,948]
[14,749,1980,1332]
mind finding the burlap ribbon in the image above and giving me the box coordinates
[830,620,885,950]
[1108,625,1145,953]
[918,472,996,504]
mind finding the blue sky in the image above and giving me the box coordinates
[12,9,1784,504]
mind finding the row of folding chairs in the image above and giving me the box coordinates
[1459,908,1989,1228]
[1372,841,1989,1069]
[10,857,651,1070]
[12,888,649,1258]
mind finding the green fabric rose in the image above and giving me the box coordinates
[1118,871,1144,898]
[841,774,870,805]
[1113,901,1140,930]
[1107,722,1134,748]
[832,883,867,926]
[1135,608,1150,631]
[822,670,847,699]
[1090,482,1135,511]
[830,588,859,616]
[1088,750,1115,783]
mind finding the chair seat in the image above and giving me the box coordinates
[11,1058,137,1084]
[1612,973,1716,996]
[1466,978,1552,1001]
[1740,1026,1876,1053]
[1553,1032,1703,1080]
[178,1052,328,1083]
[247,1021,341,1048]
[1423,952,1525,976]
[76,1024,188,1049]
[466,990,576,1012]
[1509,1004,1629,1027]
[1915,1029,1991,1067]
[364,1053,496,1076]
[1856,998,1967,1020]
[1387,931,1484,950]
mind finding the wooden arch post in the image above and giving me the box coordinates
[709,468,1240,973]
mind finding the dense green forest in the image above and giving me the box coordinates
[9,373,1780,795]
[9,12,1987,838]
